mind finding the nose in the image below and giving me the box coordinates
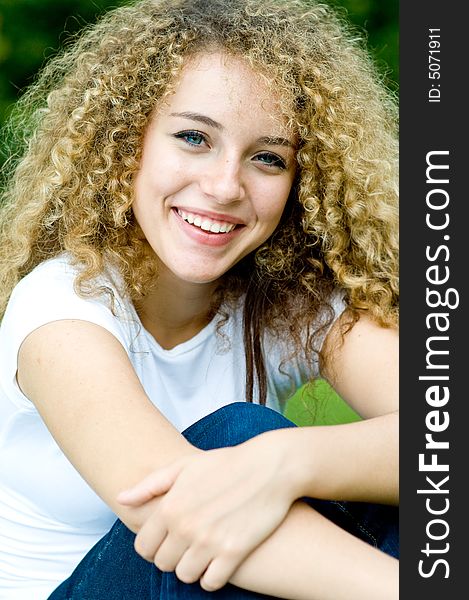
[199,155,245,204]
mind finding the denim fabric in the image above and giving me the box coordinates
[48,402,398,599]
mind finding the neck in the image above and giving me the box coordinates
[136,262,219,350]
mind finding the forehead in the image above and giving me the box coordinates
[159,52,293,135]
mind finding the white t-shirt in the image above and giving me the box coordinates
[0,255,345,599]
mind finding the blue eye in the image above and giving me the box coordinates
[174,130,206,146]
[255,153,286,169]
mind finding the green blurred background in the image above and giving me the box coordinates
[0,0,398,425]
[0,0,397,128]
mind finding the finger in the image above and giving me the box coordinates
[153,533,189,573]
[133,512,167,562]
[200,554,240,592]
[117,463,181,505]
[174,545,213,585]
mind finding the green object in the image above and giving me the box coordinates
[284,379,361,426]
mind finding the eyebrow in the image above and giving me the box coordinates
[169,111,295,149]
[256,136,295,149]
[170,111,223,130]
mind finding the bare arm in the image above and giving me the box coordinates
[245,411,398,508]
[18,316,397,599]
[230,500,398,600]
[17,319,196,532]
[298,309,399,504]
[321,310,398,419]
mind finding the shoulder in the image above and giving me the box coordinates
[1,254,134,365]
[0,255,137,411]
[7,254,127,316]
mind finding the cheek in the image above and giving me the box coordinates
[255,186,291,226]
[135,155,188,202]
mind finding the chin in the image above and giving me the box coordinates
[170,266,225,285]
[185,273,224,285]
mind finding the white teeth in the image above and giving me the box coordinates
[176,209,237,234]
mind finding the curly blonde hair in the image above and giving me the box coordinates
[0,0,398,401]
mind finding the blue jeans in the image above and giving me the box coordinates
[48,403,398,599]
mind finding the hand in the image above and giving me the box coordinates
[117,430,296,591]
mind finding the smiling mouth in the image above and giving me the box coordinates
[176,208,239,234]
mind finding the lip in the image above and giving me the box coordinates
[171,207,244,247]
[172,206,246,226]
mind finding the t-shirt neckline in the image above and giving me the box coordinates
[139,314,219,356]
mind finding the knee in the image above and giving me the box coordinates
[183,402,296,450]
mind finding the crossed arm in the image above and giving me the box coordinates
[18,311,398,600]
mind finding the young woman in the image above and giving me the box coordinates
[0,0,399,598]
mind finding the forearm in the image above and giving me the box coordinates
[230,500,398,600]
[118,407,398,595]
[277,412,399,505]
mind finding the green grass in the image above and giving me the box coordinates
[284,379,361,427]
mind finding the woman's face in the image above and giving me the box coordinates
[133,52,296,285]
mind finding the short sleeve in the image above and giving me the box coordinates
[0,257,130,411]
